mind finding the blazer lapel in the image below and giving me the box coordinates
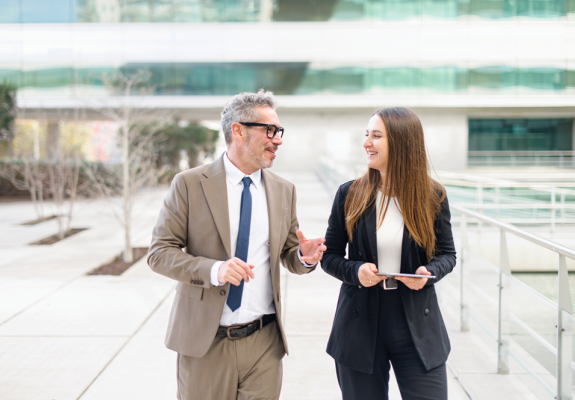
[363,203,378,266]
[400,225,412,273]
[200,155,232,259]
[262,170,284,272]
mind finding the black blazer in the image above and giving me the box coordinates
[322,180,456,374]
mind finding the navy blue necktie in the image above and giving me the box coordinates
[227,177,252,312]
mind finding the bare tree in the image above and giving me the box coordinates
[0,158,47,219]
[46,157,83,238]
[84,70,167,262]
[1,119,87,237]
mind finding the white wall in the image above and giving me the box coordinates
[2,21,573,66]
[417,110,468,171]
[270,108,469,172]
[270,110,372,172]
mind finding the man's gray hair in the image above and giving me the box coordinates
[221,89,277,146]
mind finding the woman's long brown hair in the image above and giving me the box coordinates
[344,107,445,262]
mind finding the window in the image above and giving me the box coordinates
[469,119,574,151]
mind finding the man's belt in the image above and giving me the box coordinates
[217,314,276,340]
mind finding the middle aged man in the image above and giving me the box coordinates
[148,90,326,400]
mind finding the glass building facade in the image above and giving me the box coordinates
[2,63,574,96]
[2,0,574,169]
[0,0,574,24]
[469,119,573,151]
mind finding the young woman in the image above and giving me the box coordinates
[321,107,456,400]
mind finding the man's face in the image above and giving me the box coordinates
[243,107,283,170]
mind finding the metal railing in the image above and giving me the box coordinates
[468,151,575,168]
[451,204,575,399]
[319,160,575,226]
[441,177,575,230]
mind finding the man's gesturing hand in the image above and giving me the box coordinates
[218,257,255,286]
[297,230,327,265]
[358,263,385,287]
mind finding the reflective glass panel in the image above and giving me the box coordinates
[3,64,575,97]
[0,0,573,23]
[0,0,20,23]
[469,119,574,152]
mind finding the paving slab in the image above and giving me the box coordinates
[79,293,177,400]
[0,276,69,324]
[281,335,341,400]
[0,246,44,269]
[0,337,126,400]
[0,276,173,337]
[283,269,340,337]
[1,219,62,247]
[79,334,177,400]
[458,374,540,400]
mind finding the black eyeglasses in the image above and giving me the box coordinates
[239,122,284,139]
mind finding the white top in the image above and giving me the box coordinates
[376,191,404,275]
[210,153,311,326]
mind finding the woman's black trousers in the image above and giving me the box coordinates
[335,287,448,400]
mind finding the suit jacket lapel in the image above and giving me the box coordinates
[364,203,378,266]
[262,170,284,272]
[400,225,411,273]
[200,155,232,259]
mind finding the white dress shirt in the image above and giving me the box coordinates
[210,153,312,326]
[376,191,404,275]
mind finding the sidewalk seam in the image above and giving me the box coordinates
[74,284,175,400]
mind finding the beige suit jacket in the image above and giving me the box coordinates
[148,154,315,358]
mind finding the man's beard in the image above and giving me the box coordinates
[245,131,275,169]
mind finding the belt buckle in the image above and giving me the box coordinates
[226,325,242,340]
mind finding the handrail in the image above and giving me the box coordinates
[453,203,575,398]
[450,204,575,260]
[454,203,575,209]
[469,151,575,156]
[443,180,575,189]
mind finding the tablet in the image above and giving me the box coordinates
[377,272,436,279]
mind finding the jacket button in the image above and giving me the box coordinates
[352,311,359,319]
[220,290,226,296]
[424,308,430,316]
[199,281,204,285]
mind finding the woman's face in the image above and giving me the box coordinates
[364,114,389,174]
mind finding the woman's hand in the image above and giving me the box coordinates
[395,266,431,290]
[358,263,386,287]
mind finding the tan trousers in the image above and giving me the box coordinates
[177,321,285,400]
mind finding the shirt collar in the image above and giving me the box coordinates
[223,152,262,189]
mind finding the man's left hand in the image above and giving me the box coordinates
[296,230,326,265]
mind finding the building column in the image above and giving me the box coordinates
[46,120,61,160]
